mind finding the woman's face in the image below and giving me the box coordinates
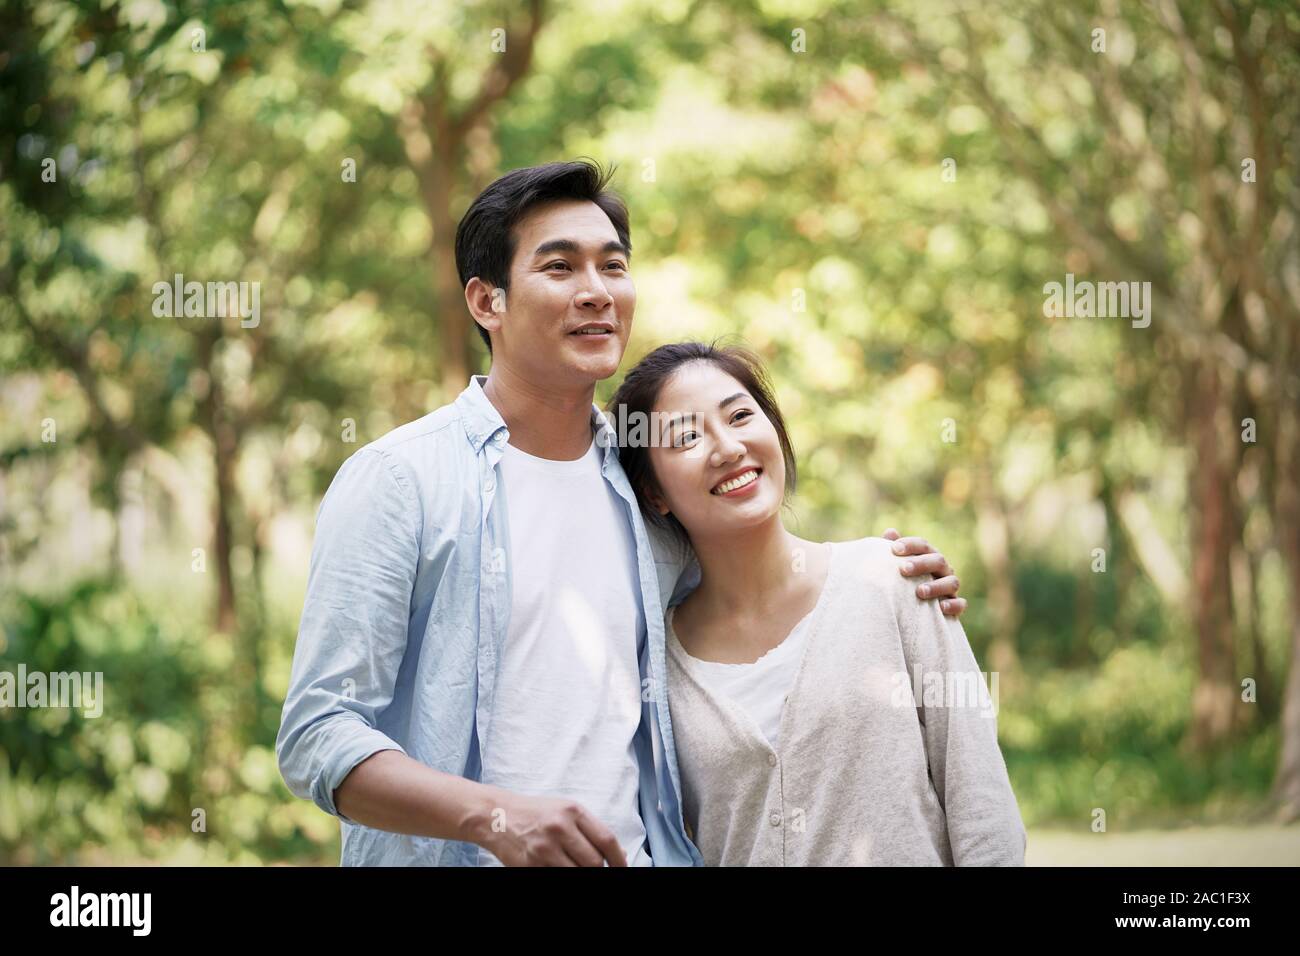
[644,361,786,540]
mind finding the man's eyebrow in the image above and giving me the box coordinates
[532,239,630,257]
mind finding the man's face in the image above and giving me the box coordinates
[496,199,635,388]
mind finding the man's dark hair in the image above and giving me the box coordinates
[606,340,799,553]
[454,159,632,354]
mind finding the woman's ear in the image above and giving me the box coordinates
[643,484,670,516]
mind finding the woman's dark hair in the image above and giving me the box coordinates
[454,159,632,354]
[607,340,798,550]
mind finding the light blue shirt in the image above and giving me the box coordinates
[276,374,704,866]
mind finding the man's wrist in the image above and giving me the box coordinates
[457,783,501,848]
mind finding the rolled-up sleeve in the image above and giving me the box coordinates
[898,580,1027,865]
[276,448,421,820]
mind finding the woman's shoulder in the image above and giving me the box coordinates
[831,535,906,571]
[828,536,916,603]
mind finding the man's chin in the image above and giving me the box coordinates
[564,342,625,380]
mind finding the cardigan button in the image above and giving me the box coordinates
[769,811,782,827]
[767,753,777,767]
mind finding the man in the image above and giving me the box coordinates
[276,160,967,866]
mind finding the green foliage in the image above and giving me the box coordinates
[0,579,336,864]
[1002,644,1278,827]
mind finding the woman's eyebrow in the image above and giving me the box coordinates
[661,411,698,435]
[661,394,749,435]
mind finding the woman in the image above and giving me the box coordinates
[609,341,1026,866]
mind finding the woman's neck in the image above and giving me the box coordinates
[687,516,817,618]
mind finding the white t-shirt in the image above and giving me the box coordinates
[668,608,815,750]
[476,432,651,866]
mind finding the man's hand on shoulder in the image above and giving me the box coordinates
[880,528,966,618]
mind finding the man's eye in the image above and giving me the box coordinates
[546,261,571,271]
[605,261,627,271]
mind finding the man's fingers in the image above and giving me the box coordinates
[890,535,933,556]
[917,574,960,600]
[940,597,968,618]
[557,828,605,867]
[575,809,627,867]
[898,552,952,579]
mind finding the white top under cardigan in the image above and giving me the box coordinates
[670,607,817,750]
[664,536,1027,866]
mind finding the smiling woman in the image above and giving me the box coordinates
[606,340,1026,866]
[608,341,797,551]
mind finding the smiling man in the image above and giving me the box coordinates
[276,160,967,866]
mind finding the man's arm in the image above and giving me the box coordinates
[336,751,627,866]
[275,448,422,821]
[881,528,967,617]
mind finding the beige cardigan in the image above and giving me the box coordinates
[665,536,1026,866]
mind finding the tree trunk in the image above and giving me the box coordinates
[1271,399,1300,821]
[195,331,240,636]
[1187,358,1239,751]
[210,407,239,636]
[431,129,471,399]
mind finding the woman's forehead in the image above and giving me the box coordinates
[656,361,746,405]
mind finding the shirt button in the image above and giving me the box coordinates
[769,811,782,827]
[767,753,778,767]
[485,478,496,493]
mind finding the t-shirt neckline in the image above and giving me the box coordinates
[500,429,599,475]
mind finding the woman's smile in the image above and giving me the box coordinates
[711,467,763,497]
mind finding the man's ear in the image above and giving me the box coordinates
[465,277,505,337]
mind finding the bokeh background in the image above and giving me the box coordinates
[2,0,1298,865]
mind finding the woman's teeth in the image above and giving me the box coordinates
[712,469,759,494]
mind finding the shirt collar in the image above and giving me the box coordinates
[454,374,619,457]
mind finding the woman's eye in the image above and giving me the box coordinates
[674,431,698,448]
[732,410,753,423]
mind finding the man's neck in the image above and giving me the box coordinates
[481,364,597,460]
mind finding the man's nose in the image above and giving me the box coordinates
[574,264,613,309]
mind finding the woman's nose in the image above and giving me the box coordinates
[710,438,745,467]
